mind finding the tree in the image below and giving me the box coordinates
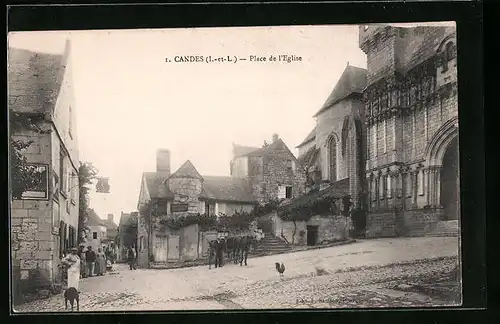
[9,110,50,200]
[78,162,98,243]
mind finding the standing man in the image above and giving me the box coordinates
[78,245,87,279]
[127,246,137,270]
[85,246,96,277]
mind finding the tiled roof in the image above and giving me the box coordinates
[296,127,316,148]
[8,47,67,114]
[170,160,203,180]
[243,138,287,157]
[313,65,367,117]
[118,212,137,228]
[200,176,256,203]
[297,146,319,168]
[280,178,350,212]
[232,144,260,157]
[399,26,455,74]
[86,209,107,227]
[143,171,173,199]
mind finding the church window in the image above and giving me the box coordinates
[328,136,338,182]
[371,177,377,201]
[418,170,425,196]
[406,173,412,198]
[383,119,387,153]
[387,174,392,199]
[372,124,377,157]
[446,42,456,61]
[379,176,384,199]
[392,116,396,151]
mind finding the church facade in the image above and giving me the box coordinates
[296,24,459,237]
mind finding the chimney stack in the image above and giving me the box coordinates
[107,214,113,223]
[156,149,171,174]
[272,133,279,143]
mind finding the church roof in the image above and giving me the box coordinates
[297,146,319,168]
[243,138,287,157]
[8,45,68,115]
[296,127,316,148]
[169,160,203,180]
[313,65,367,117]
[200,176,255,203]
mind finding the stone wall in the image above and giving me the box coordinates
[403,208,443,236]
[167,178,202,215]
[366,211,396,238]
[260,141,307,203]
[271,213,349,245]
[11,199,55,290]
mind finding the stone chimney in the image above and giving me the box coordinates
[156,149,171,174]
[107,214,113,223]
[272,133,279,143]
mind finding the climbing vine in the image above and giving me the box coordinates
[9,110,51,200]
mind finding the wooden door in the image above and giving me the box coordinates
[154,235,167,263]
[167,235,180,261]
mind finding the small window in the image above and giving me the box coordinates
[93,232,98,239]
[286,159,293,170]
[285,186,293,199]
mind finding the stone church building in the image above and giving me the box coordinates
[297,24,458,237]
[360,24,458,237]
[136,135,306,267]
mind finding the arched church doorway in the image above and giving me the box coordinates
[440,137,459,220]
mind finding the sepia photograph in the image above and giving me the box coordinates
[8,22,461,312]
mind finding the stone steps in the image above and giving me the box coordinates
[253,234,292,255]
[425,220,459,237]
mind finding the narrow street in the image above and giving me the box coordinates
[13,236,461,312]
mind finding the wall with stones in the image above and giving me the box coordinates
[403,208,444,236]
[11,199,55,290]
[167,178,202,215]
[306,215,351,243]
[260,142,306,203]
[365,211,396,238]
[217,202,254,216]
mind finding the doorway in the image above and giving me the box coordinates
[440,137,459,220]
[306,226,318,246]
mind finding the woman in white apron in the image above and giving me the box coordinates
[62,247,81,291]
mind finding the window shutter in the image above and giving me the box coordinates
[278,186,286,199]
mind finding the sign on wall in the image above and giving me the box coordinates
[21,164,49,200]
[170,203,189,213]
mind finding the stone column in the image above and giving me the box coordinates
[436,167,442,207]
[424,168,430,206]
[412,170,418,207]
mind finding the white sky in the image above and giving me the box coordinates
[9,23,450,225]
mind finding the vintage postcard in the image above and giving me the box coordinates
[8,22,461,312]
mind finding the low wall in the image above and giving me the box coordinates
[271,213,349,245]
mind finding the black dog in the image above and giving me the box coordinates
[64,287,79,311]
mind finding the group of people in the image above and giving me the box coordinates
[61,245,112,292]
[208,235,256,269]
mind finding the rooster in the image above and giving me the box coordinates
[275,262,285,278]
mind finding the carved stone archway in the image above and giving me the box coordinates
[423,116,459,212]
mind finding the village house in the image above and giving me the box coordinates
[359,24,458,237]
[116,212,138,262]
[85,208,109,252]
[10,40,80,290]
[136,135,306,268]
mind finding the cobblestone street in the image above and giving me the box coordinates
[13,237,461,312]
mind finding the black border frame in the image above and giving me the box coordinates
[5,1,486,323]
